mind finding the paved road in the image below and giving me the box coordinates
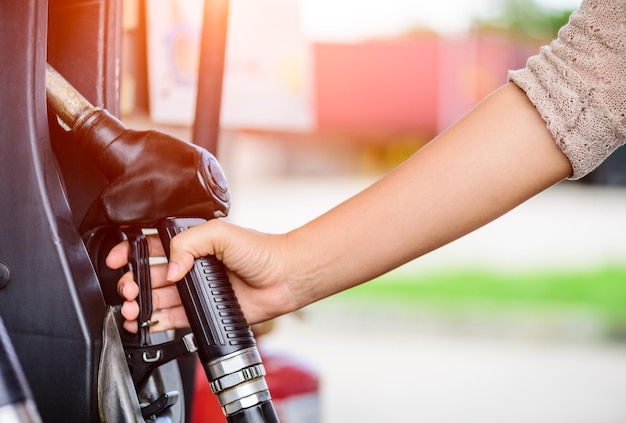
[262,305,626,423]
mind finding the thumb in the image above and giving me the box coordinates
[165,243,199,282]
[166,261,182,282]
[165,221,222,282]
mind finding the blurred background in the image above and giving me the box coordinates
[120,0,626,421]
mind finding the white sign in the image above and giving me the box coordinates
[146,0,314,131]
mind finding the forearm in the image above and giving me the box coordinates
[285,83,572,308]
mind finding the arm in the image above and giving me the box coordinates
[142,82,570,327]
[279,83,572,310]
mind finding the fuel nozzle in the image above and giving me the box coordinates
[45,64,230,232]
[47,65,280,422]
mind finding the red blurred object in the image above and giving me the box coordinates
[313,35,535,138]
[314,38,439,138]
[190,357,225,422]
[262,347,320,422]
[190,347,320,422]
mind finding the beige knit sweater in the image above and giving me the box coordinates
[508,0,626,179]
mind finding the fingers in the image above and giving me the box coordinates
[119,284,186,332]
[120,300,139,332]
[151,285,181,311]
[117,272,180,309]
[116,262,170,301]
[117,270,138,300]
[150,307,190,332]
[105,233,167,270]
[106,241,130,270]
[166,220,224,282]
[112,222,226,334]
[118,267,185,333]
[120,304,190,333]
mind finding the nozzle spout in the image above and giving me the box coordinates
[45,63,98,130]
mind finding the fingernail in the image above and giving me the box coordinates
[166,263,179,281]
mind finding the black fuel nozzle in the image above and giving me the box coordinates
[46,64,229,232]
[46,64,279,422]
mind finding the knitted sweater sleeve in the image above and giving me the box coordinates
[508,0,626,180]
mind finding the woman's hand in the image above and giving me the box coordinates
[105,219,299,333]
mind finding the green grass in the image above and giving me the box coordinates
[334,266,626,324]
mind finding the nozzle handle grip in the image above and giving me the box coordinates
[156,217,279,422]
[156,217,255,361]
